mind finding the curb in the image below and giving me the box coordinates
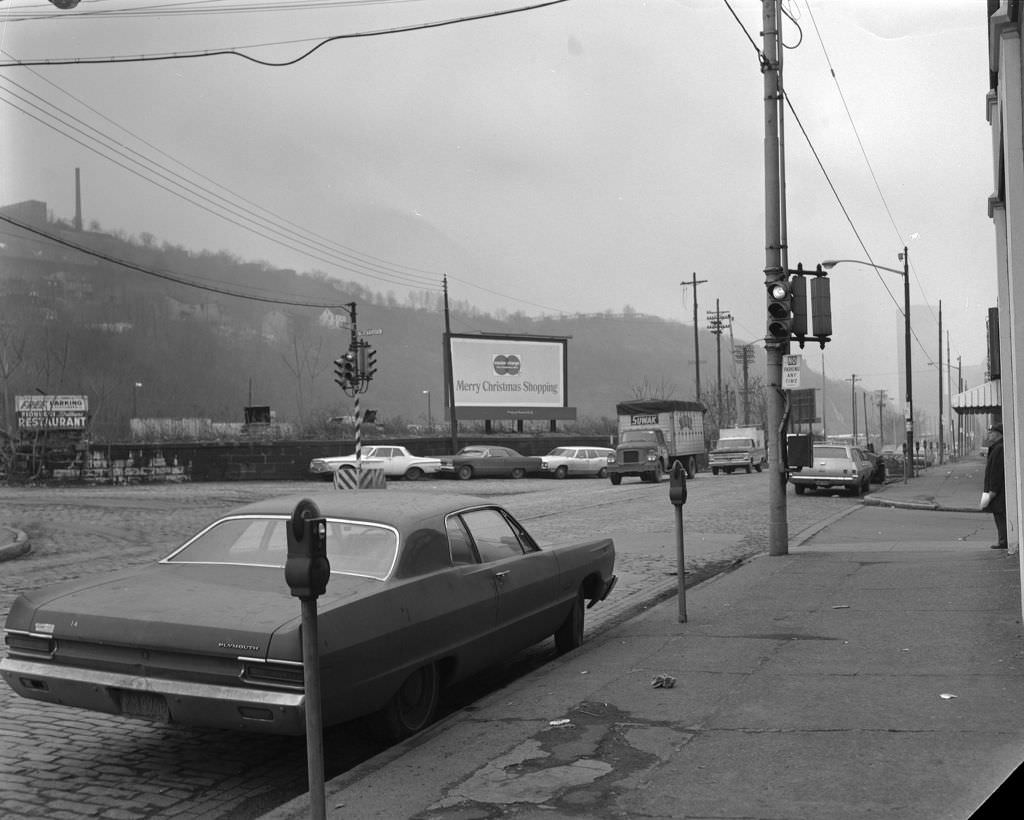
[0,526,31,562]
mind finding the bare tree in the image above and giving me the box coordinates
[629,376,676,401]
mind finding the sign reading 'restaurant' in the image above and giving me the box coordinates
[15,395,89,430]
[449,336,565,408]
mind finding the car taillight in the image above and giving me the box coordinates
[5,631,55,659]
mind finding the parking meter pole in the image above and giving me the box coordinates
[669,461,688,623]
[284,500,330,820]
[674,504,687,623]
[301,598,326,820]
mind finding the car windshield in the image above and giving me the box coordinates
[813,446,850,459]
[165,515,400,581]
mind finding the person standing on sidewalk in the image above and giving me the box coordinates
[981,423,1008,549]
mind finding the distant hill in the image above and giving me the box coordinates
[0,204,899,442]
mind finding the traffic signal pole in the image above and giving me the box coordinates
[763,0,788,556]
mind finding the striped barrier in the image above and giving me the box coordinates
[333,467,386,490]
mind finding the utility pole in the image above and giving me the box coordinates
[735,344,756,426]
[862,391,870,449]
[846,374,860,445]
[876,389,888,449]
[707,301,732,425]
[681,274,708,400]
[938,300,944,464]
[947,331,954,458]
[763,0,788,556]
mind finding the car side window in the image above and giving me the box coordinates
[461,509,526,562]
[445,516,478,565]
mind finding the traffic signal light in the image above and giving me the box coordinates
[359,343,378,381]
[766,279,792,341]
[333,352,356,388]
[810,269,832,346]
[790,274,808,342]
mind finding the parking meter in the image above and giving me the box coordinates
[669,461,687,507]
[285,498,330,599]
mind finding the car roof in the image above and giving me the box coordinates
[223,491,491,529]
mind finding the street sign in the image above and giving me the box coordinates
[358,328,383,336]
[782,354,802,389]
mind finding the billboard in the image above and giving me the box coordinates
[448,334,574,420]
[16,395,89,430]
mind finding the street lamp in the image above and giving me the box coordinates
[132,381,143,419]
[422,389,432,433]
[820,248,914,483]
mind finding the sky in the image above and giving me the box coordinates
[0,0,998,422]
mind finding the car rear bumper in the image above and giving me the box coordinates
[789,475,860,489]
[0,657,307,735]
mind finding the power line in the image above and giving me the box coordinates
[0,1,572,66]
[0,212,357,308]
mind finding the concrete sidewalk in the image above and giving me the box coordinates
[267,458,1024,820]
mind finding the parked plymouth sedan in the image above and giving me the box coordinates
[308,445,441,481]
[540,446,615,479]
[438,446,542,480]
[0,493,616,739]
[789,444,873,497]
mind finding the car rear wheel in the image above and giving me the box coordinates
[794,484,805,495]
[553,465,568,479]
[404,466,424,481]
[511,467,526,479]
[457,465,473,481]
[712,467,719,476]
[379,663,440,740]
[686,456,697,479]
[597,467,608,479]
[554,588,585,654]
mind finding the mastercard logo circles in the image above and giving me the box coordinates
[492,355,522,375]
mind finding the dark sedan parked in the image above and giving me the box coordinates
[439,446,543,480]
[1,492,617,739]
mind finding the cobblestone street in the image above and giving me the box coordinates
[0,473,858,819]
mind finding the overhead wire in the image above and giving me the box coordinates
[0,211,356,307]
[0,1,572,65]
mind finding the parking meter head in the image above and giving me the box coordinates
[669,461,687,506]
[285,499,331,599]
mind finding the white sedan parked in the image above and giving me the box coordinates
[540,446,616,479]
[309,445,442,481]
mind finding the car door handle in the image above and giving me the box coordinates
[493,570,510,585]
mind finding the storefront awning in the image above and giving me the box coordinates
[952,379,1001,415]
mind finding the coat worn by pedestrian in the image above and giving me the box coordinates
[984,438,1006,514]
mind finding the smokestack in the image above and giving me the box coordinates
[73,167,82,231]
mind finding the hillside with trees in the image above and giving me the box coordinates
[1,204,898,444]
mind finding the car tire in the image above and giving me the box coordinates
[653,462,664,482]
[379,662,440,740]
[609,473,622,485]
[686,456,697,479]
[712,467,719,476]
[848,482,862,497]
[554,589,585,654]
[794,484,805,495]
[597,467,608,479]
[404,466,424,481]
[456,465,473,481]
[755,460,764,473]
[511,467,526,479]
[554,465,568,479]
